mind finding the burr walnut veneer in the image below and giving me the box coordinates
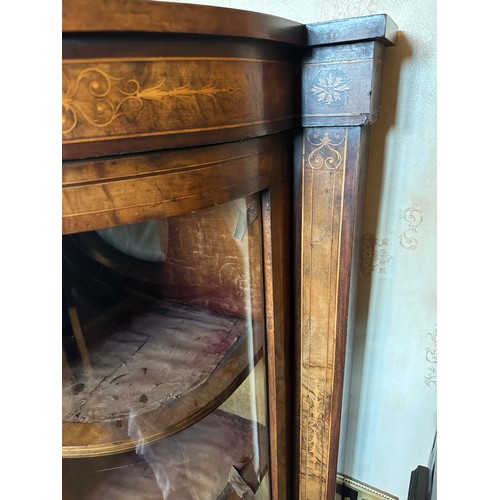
[62,1,397,499]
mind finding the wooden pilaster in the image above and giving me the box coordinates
[295,15,397,500]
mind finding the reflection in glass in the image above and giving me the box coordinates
[62,195,270,499]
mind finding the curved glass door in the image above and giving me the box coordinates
[62,193,270,499]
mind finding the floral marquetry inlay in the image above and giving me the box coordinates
[306,129,346,170]
[311,71,350,105]
[304,378,328,480]
[300,126,349,500]
[62,66,240,136]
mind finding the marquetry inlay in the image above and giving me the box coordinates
[311,71,350,106]
[62,58,292,143]
[300,126,347,499]
[302,41,384,126]
[62,66,240,135]
[306,129,346,170]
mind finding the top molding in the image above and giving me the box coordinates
[62,1,397,48]
[62,0,306,46]
[306,14,398,47]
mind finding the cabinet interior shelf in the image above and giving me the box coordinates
[63,298,263,458]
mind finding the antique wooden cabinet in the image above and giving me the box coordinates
[61,1,397,499]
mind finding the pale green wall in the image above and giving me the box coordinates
[165,1,437,497]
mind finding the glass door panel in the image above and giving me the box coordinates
[62,193,271,499]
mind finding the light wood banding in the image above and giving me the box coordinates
[62,134,291,234]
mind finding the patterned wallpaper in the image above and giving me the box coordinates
[162,1,437,498]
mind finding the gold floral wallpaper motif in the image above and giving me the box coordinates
[360,232,393,277]
[399,205,424,250]
[425,325,437,387]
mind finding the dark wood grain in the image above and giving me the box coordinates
[62,56,298,160]
[327,126,370,496]
[296,13,397,499]
[62,33,300,61]
[296,127,348,499]
[295,126,370,499]
[63,0,305,46]
[62,0,302,161]
[62,133,292,234]
[262,180,293,500]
